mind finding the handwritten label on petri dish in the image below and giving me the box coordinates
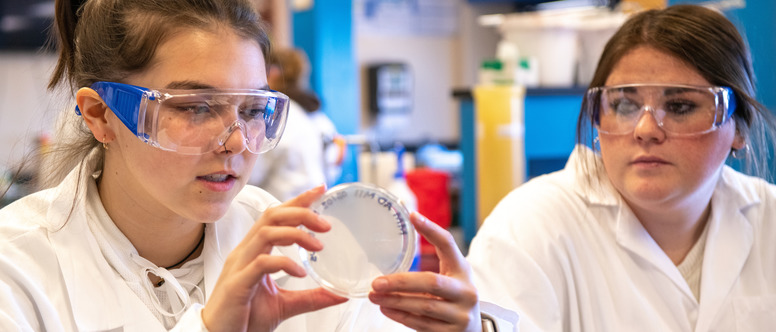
[315,187,409,235]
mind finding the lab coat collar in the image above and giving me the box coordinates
[695,167,757,331]
[46,149,149,331]
[44,149,253,331]
[566,145,620,206]
[611,164,758,329]
[569,145,760,327]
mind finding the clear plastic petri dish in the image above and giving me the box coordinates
[300,182,418,298]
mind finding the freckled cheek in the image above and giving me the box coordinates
[599,139,627,167]
[146,156,198,184]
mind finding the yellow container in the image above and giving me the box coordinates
[473,85,526,225]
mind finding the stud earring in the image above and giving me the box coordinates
[731,144,749,159]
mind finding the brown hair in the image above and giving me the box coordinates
[577,4,776,181]
[42,0,271,187]
[268,47,321,113]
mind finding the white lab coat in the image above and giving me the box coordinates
[0,150,410,331]
[250,100,327,201]
[468,145,776,332]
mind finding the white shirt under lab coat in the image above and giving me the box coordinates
[0,150,410,331]
[467,145,776,332]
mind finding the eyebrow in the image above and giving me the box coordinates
[663,87,698,96]
[165,80,270,90]
[165,80,215,89]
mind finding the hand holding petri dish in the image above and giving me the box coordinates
[300,182,418,298]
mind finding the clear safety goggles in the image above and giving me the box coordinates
[587,84,737,136]
[76,81,290,155]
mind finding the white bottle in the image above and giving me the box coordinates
[495,40,520,85]
[386,146,417,212]
[479,59,503,86]
[517,56,540,87]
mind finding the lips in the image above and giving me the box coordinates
[199,174,231,182]
[196,171,238,192]
[197,171,238,182]
[630,155,670,165]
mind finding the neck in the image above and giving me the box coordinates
[629,197,711,265]
[98,168,205,268]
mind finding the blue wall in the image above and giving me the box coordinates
[669,0,776,111]
[293,0,360,183]
[293,1,358,135]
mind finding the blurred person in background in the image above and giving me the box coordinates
[250,47,345,201]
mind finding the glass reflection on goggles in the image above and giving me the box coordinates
[75,81,289,155]
[587,84,737,136]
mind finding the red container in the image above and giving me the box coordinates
[405,168,451,272]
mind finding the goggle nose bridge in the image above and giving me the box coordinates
[634,104,666,128]
[216,120,249,147]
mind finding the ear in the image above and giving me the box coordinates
[732,133,746,150]
[731,119,746,150]
[76,88,116,143]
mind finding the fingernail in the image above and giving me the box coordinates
[372,277,388,291]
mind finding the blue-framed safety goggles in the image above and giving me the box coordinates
[76,81,289,155]
[587,83,737,136]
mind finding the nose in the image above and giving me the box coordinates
[217,121,249,154]
[632,106,666,143]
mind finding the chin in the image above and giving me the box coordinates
[188,200,233,223]
[625,182,677,203]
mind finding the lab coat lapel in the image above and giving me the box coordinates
[49,208,129,330]
[118,286,168,331]
[48,154,166,331]
[695,178,755,332]
[47,161,126,331]
[614,202,696,301]
[203,219,226,300]
[203,206,256,299]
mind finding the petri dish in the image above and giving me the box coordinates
[300,182,418,298]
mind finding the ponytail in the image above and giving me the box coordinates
[48,0,83,90]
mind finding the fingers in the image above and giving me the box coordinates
[410,212,468,276]
[241,254,307,282]
[258,226,324,252]
[258,205,331,232]
[370,291,479,331]
[369,235,481,332]
[281,183,327,208]
[235,186,332,266]
[370,291,461,321]
[232,220,323,268]
[372,272,475,303]
[378,306,448,332]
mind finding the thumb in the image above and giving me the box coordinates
[280,288,348,319]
